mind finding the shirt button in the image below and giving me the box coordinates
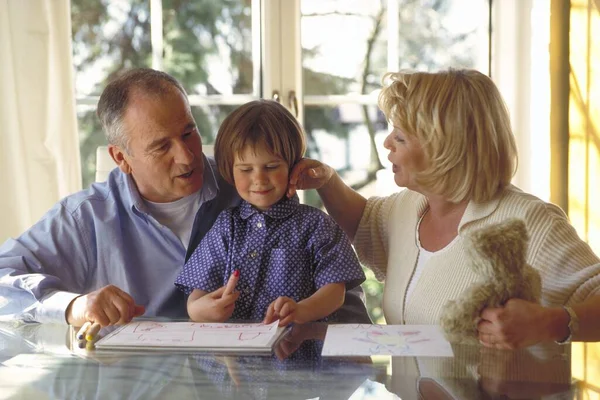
[256,222,263,228]
[250,251,258,258]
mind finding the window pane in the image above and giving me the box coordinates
[72,0,255,97]
[301,0,489,96]
[191,105,239,146]
[72,0,152,97]
[163,0,255,96]
[77,107,108,189]
[72,0,257,188]
[394,0,489,71]
[301,1,388,96]
[303,104,393,201]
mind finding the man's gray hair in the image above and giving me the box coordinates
[96,68,188,151]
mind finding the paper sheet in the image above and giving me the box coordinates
[322,324,453,357]
[95,320,283,351]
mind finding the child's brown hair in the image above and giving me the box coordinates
[214,100,306,185]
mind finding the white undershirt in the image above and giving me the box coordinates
[143,192,201,249]
[406,209,458,304]
[405,243,434,302]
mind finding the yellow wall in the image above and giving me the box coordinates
[569,0,600,394]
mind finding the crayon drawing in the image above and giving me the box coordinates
[322,324,453,357]
[95,320,284,351]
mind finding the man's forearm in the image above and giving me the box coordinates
[0,282,79,325]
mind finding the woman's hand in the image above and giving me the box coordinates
[287,158,334,198]
[477,298,561,349]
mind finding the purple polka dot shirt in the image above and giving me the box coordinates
[175,196,365,321]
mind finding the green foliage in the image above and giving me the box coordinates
[362,267,385,324]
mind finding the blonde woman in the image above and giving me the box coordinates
[289,69,600,349]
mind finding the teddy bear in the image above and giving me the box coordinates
[439,218,542,345]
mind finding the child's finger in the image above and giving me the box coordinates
[211,286,228,298]
[279,302,293,318]
[223,356,241,387]
[263,302,276,324]
[218,291,240,307]
[223,270,240,296]
[279,313,295,326]
[273,296,290,314]
[272,297,283,314]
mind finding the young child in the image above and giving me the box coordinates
[175,100,365,326]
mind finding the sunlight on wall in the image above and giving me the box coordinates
[569,0,600,254]
[568,0,600,394]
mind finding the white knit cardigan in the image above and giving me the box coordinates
[353,185,600,324]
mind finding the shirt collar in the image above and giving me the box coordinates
[457,186,504,231]
[125,153,219,215]
[413,186,504,234]
[239,195,300,220]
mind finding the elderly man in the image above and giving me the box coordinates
[0,68,370,326]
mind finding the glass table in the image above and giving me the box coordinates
[0,320,587,399]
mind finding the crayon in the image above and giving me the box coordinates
[76,321,92,340]
[85,322,101,341]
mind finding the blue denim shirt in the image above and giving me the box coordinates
[0,156,240,324]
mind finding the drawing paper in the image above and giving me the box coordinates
[322,324,453,357]
[95,320,286,354]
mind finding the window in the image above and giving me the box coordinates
[72,0,260,187]
[72,0,490,190]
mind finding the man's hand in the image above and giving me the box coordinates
[477,298,560,349]
[66,285,145,327]
[263,296,308,326]
[187,286,240,322]
[287,158,334,198]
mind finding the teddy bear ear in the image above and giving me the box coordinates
[467,218,530,274]
[502,219,528,240]
[469,219,528,247]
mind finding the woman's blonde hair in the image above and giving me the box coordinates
[215,100,306,185]
[378,69,518,203]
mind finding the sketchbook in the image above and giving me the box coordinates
[94,320,287,354]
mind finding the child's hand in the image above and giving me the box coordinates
[263,296,307,326]
[188,286,240,322]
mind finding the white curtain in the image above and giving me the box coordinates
[0,0,81,242]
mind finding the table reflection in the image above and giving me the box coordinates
[0,320,585,400]
[0,322,382,399]
[389,342,574,400]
